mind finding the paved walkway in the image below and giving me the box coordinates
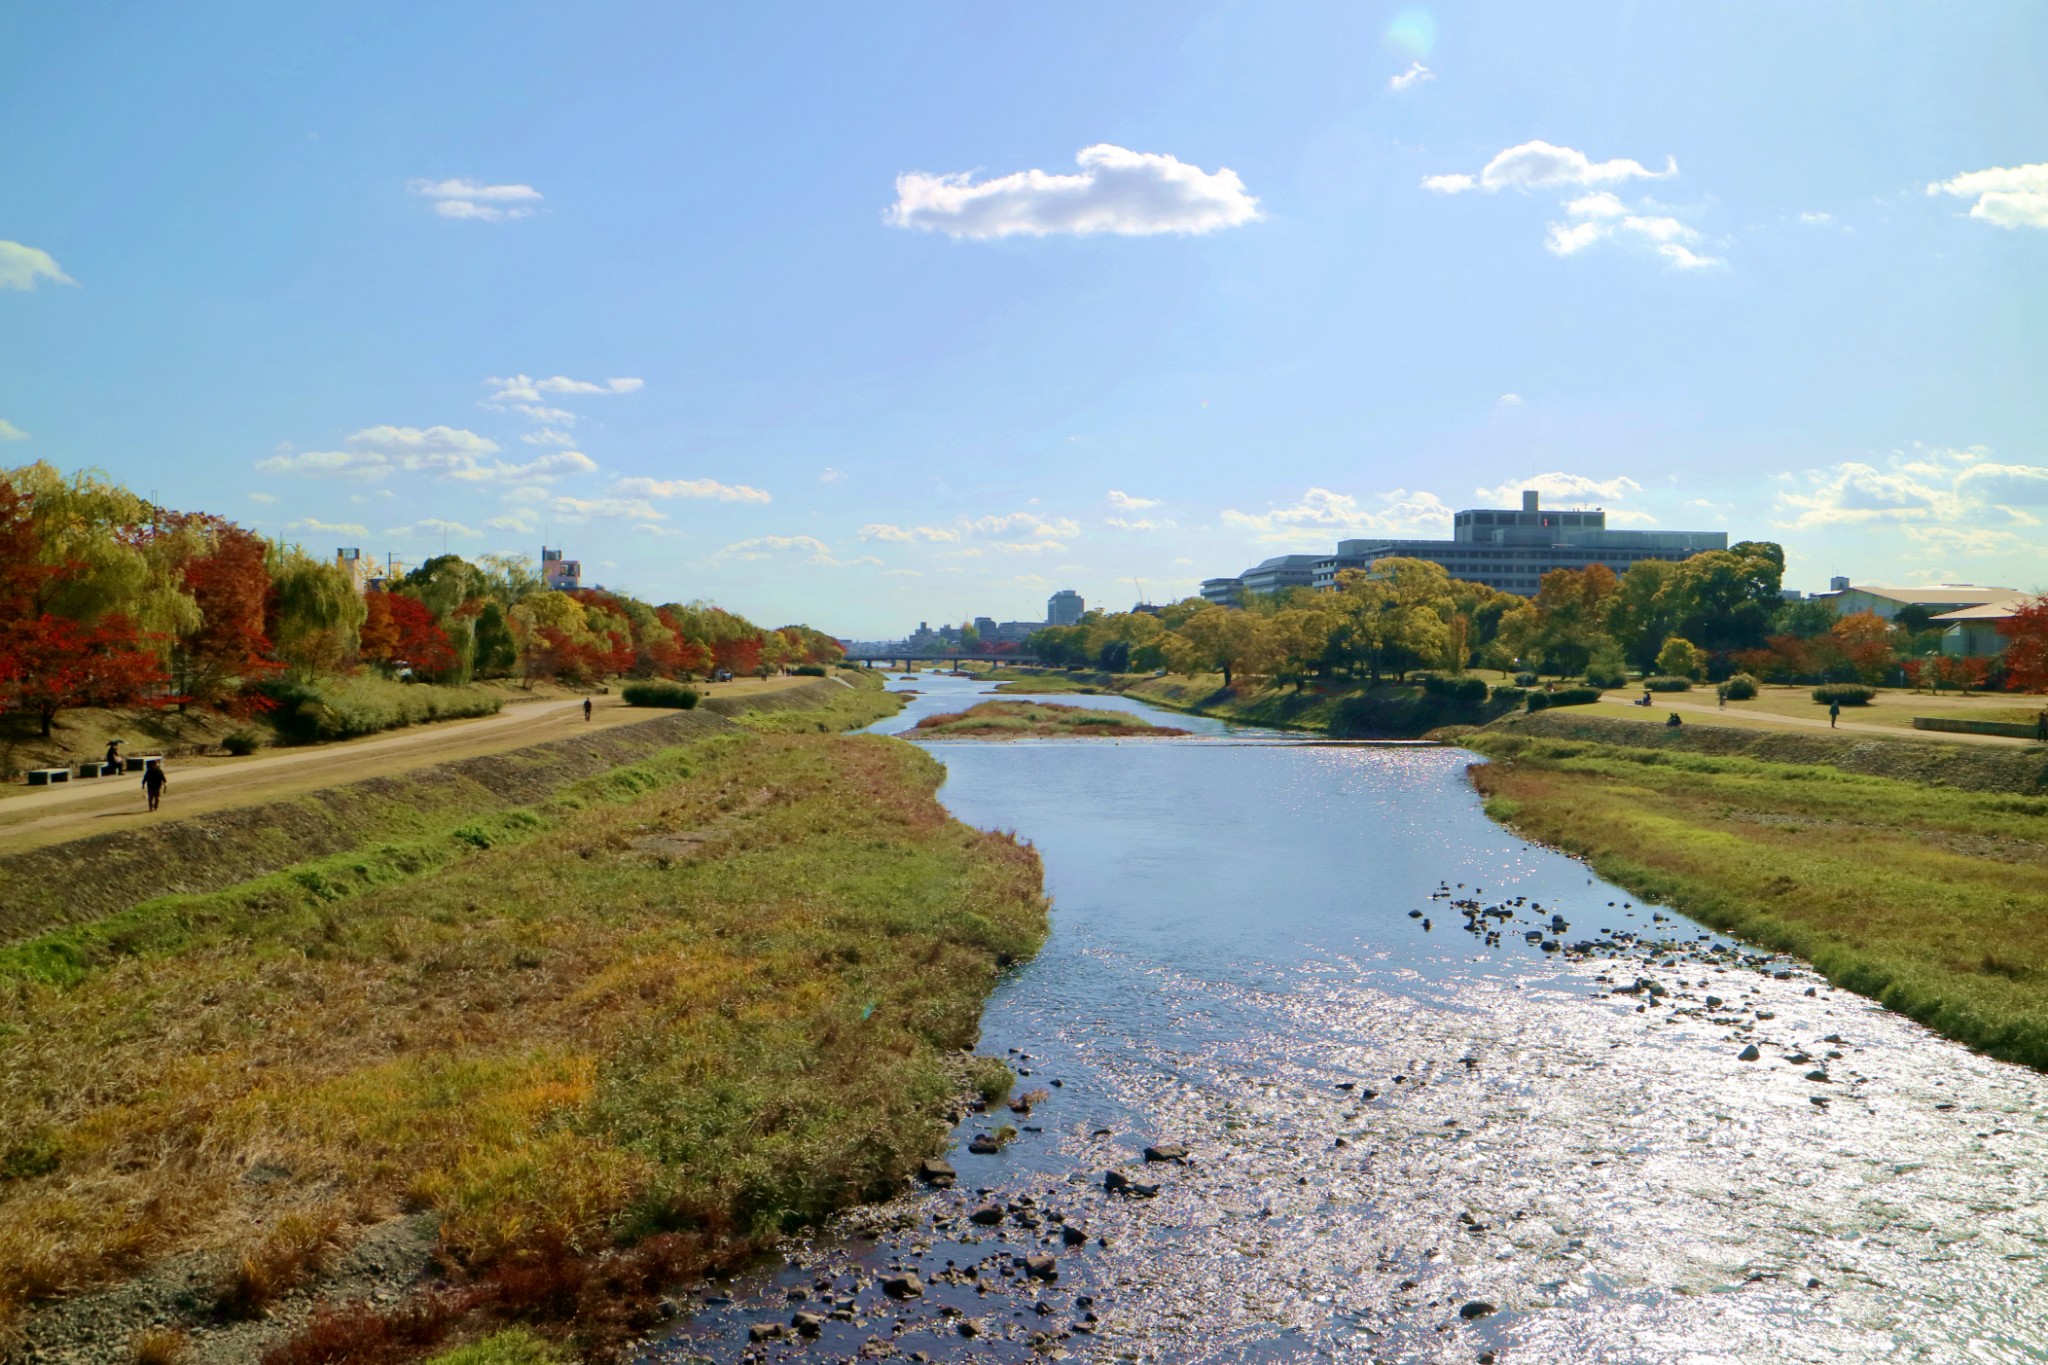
[0,677,807,855]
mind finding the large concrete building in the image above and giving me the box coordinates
[1201,554,1321,605]
[1047,589,1085,626]
[541,546,582,593]
[1308,490,1727,595]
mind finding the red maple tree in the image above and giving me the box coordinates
[3,612,170,736]
[2000,596,2048,694]
[360,591,457,678]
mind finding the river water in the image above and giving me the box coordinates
[652,674,2048,1365]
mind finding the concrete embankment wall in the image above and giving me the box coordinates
[0,680,848,944]
[1497,709,2048,794]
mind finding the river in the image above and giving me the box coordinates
[653,674,2048,1364]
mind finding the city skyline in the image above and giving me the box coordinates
[5,3,2046,636]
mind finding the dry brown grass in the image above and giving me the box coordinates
[129,1326,191,1364]
[0,691,1045,1342]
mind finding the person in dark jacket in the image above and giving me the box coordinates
[141,759,168,812]
[584,697,593,722]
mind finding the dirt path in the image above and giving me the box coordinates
[0,677,808,857]
[1589,694,2032,747]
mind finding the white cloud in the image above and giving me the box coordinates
[520,428,577,447]
[1497,393,1524,408]
[259,425,501,480]
[1105,517,1177,532]
[1797,211,1835,226]
[409,178,542,222]
[449,450,599,484]
[486,375,644,402]
[820,466,848,483]
[1772,446,2048,538]
[860,523,959,543]
[888,144,1260,239]
[507,404,577,425]
[388,518,482,539]
[0,241,75,291]
[1107,490,1161,509]
[248,491,277,504]
[1388,62,1435,92]
[709,535,878,568]
[1476,473,1644,506]
[544,495,665,522]
[611,475,772,503]
[488,511,539,532]
[1221,487,1454,543]
[963,512,1081,539]
[631,523,679,537]
[1424,141,1675,195]
[1545,196,1722,268]
[1927,162,2048,230]
[0,418,27,441]
[287,517,369,537]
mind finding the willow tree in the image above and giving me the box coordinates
[267,546,368,677]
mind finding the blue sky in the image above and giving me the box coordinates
[4,2,2045,635]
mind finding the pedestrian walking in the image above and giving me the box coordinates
[583,697,593,722]
[1828,700,1841,728]
[141,759,168,812]
[2035,708,2046,743]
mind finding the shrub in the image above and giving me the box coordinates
[259,677,502,743]
[1526,686,1602,712]
[1419,673,1488,702]
[792,664,827,677]
[1721,673,1759,701]
[620,680,700,709]
[1644,676,1693,692]
[221,730,262,756]
[1490,685,1527,706]
[1812,683,1876,706]
[1656,636,1705,679]
[1513,672,1539,687]
[1583,662,1628,690]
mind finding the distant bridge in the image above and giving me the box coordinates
[851,652,1039,668]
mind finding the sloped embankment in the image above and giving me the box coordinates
[0,681,849,945]
[1491,708,2048,794]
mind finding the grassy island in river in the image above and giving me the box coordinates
[912,700,1189,739]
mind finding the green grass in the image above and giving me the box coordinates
[0,679,1048,1352]
[425,1329,570,1365]
[1126,674,1515,738]
[1467,730,2048,1069]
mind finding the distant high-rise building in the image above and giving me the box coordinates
[1046,589,1084,626]
[541,546,582,592]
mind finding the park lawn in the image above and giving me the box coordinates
[1467,730,2048,1069]
[0,682,1046,1358]
[911,700,1186,738]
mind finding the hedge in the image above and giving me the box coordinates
[1420,673,1489,702]
[1526,686,1602,711]
[621,680,701,709]
[1811,684,1876,706]
[1643,676,1693,692]
[1721,673,1759,701]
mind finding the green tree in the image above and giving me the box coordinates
[1656,636,1704,679]
[267,546,367,677]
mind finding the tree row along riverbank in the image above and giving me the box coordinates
[989,668,1514,736]
[0,675,1049,1364]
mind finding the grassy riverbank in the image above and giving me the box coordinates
[913,700,1187,739]
[1467,725,2048,1069]
[0,679,1048,1361]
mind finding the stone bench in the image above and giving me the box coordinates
[124,755,164,772]
[77,761,117,778]
[27,767,70,786]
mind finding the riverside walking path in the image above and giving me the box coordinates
[0,677,807,856]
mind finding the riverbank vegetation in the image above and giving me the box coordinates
[1467,726,2048,1069]
[912,700,1187,739]
[1018,546,2045,701]
[0,681,1048,1360]
[0,462,843,764]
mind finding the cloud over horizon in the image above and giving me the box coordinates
[0,240,75,290]
[888,144,1260,239]
[409,178,543,222]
